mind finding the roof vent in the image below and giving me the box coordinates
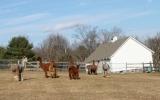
[111,36,118,42]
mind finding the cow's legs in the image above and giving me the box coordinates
[45,71,49,78]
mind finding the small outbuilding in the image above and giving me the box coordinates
[85,36,154,73]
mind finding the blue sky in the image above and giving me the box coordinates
[0,0,159,46]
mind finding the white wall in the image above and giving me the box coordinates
[110,38,153,72]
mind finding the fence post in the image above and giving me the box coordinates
[142,62,144,73]
[37,61,40,70]
[150,62,152,72]
[126,62,127,73]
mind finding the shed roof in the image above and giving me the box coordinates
[85,37,128,63]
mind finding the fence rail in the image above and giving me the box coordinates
[0,59,86,71]
[111,62,160,73]
[0,59,160,73]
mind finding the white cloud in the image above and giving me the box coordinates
[100,11,152,25]
[45,15,90,32]
[120,11,151,20]
[0,1,30,10]
[130,11,151,17]
[0,10,152,36]
[0,0,34,15]
[46,10,151,32]
[0,24,44,34]
[52,21,83,31]
[0,13,50,27]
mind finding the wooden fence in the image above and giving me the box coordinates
[0,59,160,73]
[0,59,86,72]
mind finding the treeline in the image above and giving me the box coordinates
[34,25,124,62]
[0,25,160,65]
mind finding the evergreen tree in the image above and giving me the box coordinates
[4,36,35,59]
[0,47,6,59]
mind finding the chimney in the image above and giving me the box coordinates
[111,36,118,42]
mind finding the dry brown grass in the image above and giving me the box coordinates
[0,70,160,100]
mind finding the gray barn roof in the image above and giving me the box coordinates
[85,37,129,63]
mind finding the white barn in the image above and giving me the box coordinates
[85,37,154,73]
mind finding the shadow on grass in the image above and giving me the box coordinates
[23,78,36,81]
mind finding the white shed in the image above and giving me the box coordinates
[85,37,154,73]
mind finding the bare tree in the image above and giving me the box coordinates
[35,34,70,61]
[74,25,100,54]
[36,25,124,62]
[99,26,124,43]
[73,25,124,61]
[145,33,160,68]
[73,45,88,61]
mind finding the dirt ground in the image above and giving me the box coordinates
[0,70,160,100]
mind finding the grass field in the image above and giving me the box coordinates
[0,70,160,100]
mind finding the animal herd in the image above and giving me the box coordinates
[11,56,110,81]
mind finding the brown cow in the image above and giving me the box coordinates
[68,55,80,80]
[87,60,99,75]
[37,57,58,78]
